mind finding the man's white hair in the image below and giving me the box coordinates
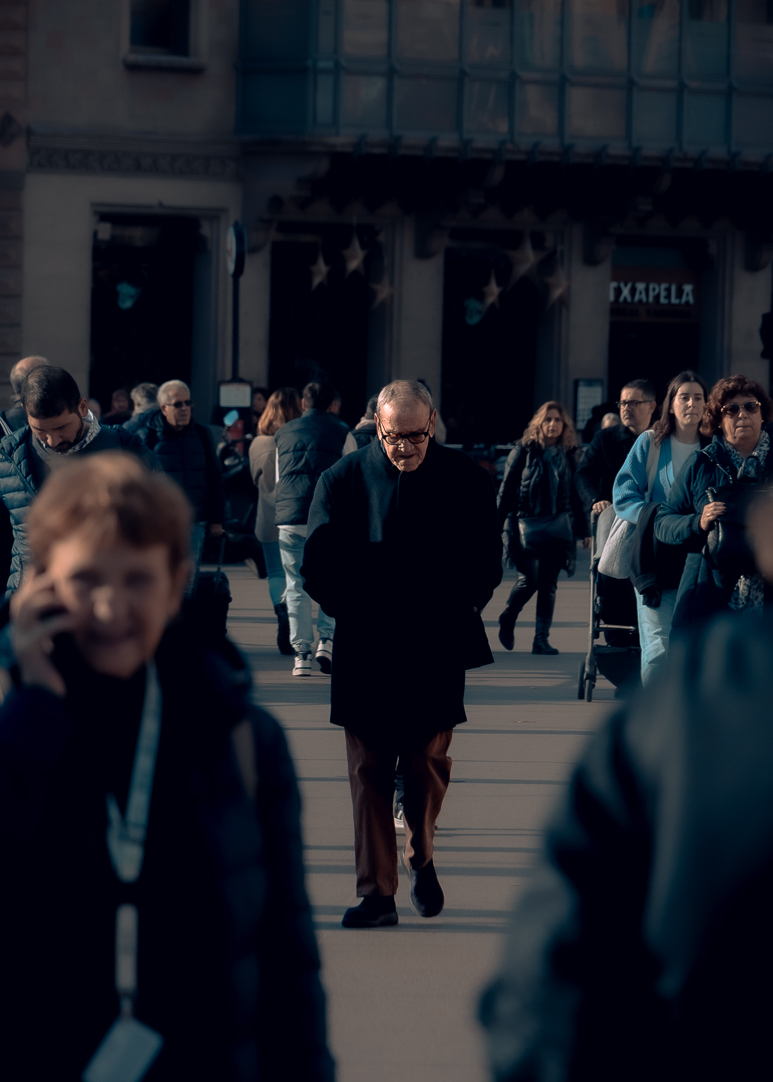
[158,379,190,405]
[376,380,433,416]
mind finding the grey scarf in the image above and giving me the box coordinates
[35,410,101,467]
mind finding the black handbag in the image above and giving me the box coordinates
[518,511,573,551]
[704,484,759,565]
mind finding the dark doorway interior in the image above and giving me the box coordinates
[90,215,201,412]
[608,321,701,403]
[268,224,378,427]
[441,247,540,446]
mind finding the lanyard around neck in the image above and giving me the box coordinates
[106,663,162,884]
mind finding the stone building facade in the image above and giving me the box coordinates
[2,1,772,440]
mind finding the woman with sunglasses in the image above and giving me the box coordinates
[655,375,773,629]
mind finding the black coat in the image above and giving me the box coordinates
[144,414,226,524]
[274,409,349,527]
[480,610,773,1082]
[0,625,333,1082]
[0,424,160,594]
[574,424,637,525]
[497,440,584,571]
[654,435,773,628]
[301,439,502,746]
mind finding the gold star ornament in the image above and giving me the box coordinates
[371,275,394,309]
[482,270,503,311]
[342,231,366,277]
[309,249,330,291]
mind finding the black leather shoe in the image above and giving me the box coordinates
[406,859,444,918]
[532,637,558,655]
[341,896,398,929]
[498,614,515,651]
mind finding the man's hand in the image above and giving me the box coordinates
[592,500,611,515]
[581,537,591,550]
[9,572,77,697]
[700,502,727,532]
[209,523,225,537]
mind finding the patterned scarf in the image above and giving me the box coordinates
[721,429,770,479]
[722,431,770,614]
[34,409,101,467]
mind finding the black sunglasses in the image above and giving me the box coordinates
[721,400,760,417]
[167,399,192,410]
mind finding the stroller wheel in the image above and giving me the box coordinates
[584,674,594,703]
[577,662,585,700]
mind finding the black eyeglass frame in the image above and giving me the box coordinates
[376,417,433,447]
[616,399,655,409]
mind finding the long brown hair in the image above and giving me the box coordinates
[258,387,302,436]
[650,370,708,445]
[522,401,578,451]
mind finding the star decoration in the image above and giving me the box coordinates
[507,231,536,289]
[371,275,394,309]
[309,249,330,291]
[482,270,503,311]
[342,230,366,276]
[544,261,568,308]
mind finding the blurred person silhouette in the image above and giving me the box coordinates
[497,402,584,655]
[600,412,621,429]
[102,387,133,425]
[0,355,48,436]
[251,386,269,435]
[249,387,303,656]
[418,379,447,444]
[480,486,773,1082]
[123,382,159,435]
[0,452,334,1081]
[0,366,158,595]
[347,394,379,452]
[88,398,102,420]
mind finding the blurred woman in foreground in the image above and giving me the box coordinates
[0,453,333,1081]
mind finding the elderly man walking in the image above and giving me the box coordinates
[302,380,502,927]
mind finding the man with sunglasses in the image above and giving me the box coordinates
[141,380,225,576]
[575,379,657,527]
[301,380,502,928]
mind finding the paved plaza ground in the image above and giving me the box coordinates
[225,551,619,1082]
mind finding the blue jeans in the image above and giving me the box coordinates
[278,529,335,654]
[260,540,286,608]
[636,587,677,685]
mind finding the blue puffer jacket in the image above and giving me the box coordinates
[274,409,349,526]
[0,425,160,595]
[143,413,225,524]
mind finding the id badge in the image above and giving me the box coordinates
[82,1016,163,1082]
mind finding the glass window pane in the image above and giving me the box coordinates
[343,0,389,57]
[568,86,627,137]
[397,0,460,61]
[735,94,773,146]
[684,0,728,78]
[466,79,509,131]
[632,88,678,144]
[467,0,512,65]
[735,1,773,79]
[516,81,559,134]
[569,0,629,71]
[342,74,389,127]
[517,0,562,69]
[683,91,727,144]
[130,0,189,55]
[395,76,458,130]
[633,0,679,75]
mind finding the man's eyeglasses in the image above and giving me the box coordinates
[616,399,654,409]
[378,423,431,446]
[721,400,760,417]
[166,399,192,409]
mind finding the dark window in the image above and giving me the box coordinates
[130,0,190,56]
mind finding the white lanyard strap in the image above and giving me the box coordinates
[106,663,162,884]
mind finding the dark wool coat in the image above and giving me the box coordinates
[574,424,637,526]
[0,625,333,1082]
[143,414,226,524]
[301,438,502,747]
[480,610,773,1082]
[654,434,773,628]
[0,425,160,594]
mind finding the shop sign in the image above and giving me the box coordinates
[609,268,699,323]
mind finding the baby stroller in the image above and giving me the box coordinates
[578,506,641,702]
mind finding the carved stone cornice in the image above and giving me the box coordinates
[27,145,240,179]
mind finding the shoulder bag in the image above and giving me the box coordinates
[598,432,659,579]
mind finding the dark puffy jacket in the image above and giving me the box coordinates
[351,421,378,450]
[654,435,773,628]
[123,407,160,436]
[574,424,637,525]
[274,409,348,526]
[480,610,773,1082]
[144,414,225,523]
[0,425,159,594]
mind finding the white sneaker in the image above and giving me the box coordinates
[315,638,333,674]
[292,652,312,677]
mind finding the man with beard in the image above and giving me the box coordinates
[301,380,502,927]
[0,365,157,594]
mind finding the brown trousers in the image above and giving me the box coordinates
[345,729,453,897]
